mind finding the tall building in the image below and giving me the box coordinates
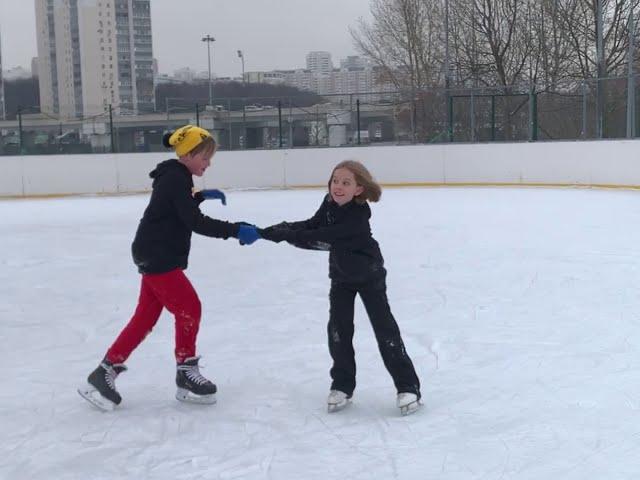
[31,57,40,78]
[0,28,5,119]
[306,51,333,75]
[35,0,154,118]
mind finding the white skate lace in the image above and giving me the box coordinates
[101,362,122,390]
[178,363,209,385]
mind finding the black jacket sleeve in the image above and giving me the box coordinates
[291,218,368,244]
[268,198,369,249]
[274,199,326,231]
[162,174,239,239]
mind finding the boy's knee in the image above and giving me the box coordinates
[186,299,202,323]
[175,296,201,325]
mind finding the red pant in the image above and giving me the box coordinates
[106,269,201,364]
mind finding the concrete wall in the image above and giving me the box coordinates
[1,140,639,198]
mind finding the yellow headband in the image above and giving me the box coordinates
[169,125,212,157]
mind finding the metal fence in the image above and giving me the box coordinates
[1,76,638,156]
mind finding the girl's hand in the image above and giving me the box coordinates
[261,224,291,243]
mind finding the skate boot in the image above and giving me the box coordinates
[78,359,127,411]
[327,389,352,413]
[397,392,422,416]
[175,356,217,404]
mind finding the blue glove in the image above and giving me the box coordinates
[238,225,261,245]
[201,189,226,205]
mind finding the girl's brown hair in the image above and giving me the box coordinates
[328,160,382,204]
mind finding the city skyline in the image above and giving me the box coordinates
[0,0,373,77]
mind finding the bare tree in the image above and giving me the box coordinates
[534,0,576,88]
[351,0,444,91]
[557,0,640,78]
[452,0,533,90]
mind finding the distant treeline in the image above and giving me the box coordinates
[1,78,322,120]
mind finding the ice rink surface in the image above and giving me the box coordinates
[2,186,640,479]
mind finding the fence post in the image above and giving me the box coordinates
[448,94,454,142]
[490,95,496,141]
[195,103,200,127]
[17,106,23,153]
[356,99,361,145]
[242,100,247,149]
[411,96,417,143]
[109,104,115,153]
[470,90,476,142]
[528,86,538,141]
[596,0,605,139]
[227,99,233,150]
[627,12,636,138]
[581,81,588,139]
[288,98,293,148]
[278,100,283,148]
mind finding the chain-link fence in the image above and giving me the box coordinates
[1,76,638,156]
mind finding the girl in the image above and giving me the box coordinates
[79,125,261,411]
[261,160,421,415]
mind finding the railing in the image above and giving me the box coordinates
[1,77,638,156]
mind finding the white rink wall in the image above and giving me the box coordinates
[1,140,639,197]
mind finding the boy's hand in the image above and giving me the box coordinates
[200,189,226,205]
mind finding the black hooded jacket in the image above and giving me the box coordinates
[262,194,386,283]
[131,159,239,274]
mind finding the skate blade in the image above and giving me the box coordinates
[327,399,352,413]
[77,384,116,412]
[176,388,217,405]
[399,400,422,416]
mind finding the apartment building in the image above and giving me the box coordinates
[245,53,390,98]
[306,51,333,75]
[35,0,154,118]
[0,29,5,119]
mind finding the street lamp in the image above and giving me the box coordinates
[202,35,215,107]
[237,50,245,84]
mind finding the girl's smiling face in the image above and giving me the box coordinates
[330,167,364,205]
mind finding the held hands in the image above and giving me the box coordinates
[201,189,226,205]
[234,221,292,246]
[237,224,261,245]
[260,222,293,243]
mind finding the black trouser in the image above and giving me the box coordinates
[327,276,421,397]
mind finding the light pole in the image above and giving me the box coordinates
[237,50,245,84]
[202,35,215,106]
[595,0,604,138]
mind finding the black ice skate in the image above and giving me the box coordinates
[78,359,127,412]
[175,356,217,404]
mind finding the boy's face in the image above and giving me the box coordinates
[183,149,214,177]
[330,168,363,206]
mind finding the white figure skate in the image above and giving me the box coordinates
[327,389,352,413]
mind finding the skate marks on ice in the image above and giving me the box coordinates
[5,189,640,478]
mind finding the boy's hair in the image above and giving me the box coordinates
[329,160,382,204]
[189,136,217,157]
[162,125,217,157]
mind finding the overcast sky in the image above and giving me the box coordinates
[0,0,373,77]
